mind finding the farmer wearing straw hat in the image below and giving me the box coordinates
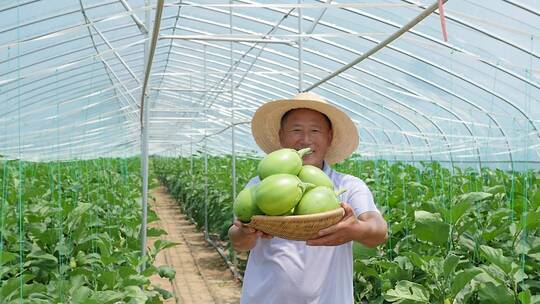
[229,92,388,304]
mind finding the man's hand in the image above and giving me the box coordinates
[306,203,387,247]
[228,220,273,252]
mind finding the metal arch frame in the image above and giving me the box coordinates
[161,7,298,108]
[162,39,441,157]
[0,1,40,13]
[139,0,164,267]
[0,5,466,164]
[0,1,119,36]
[0,5,149,119]
[178,60,480,165]
[154,3,184,111]
[157,2,540,96]
[227,0,512,165]
[1,72,141,124]
[503,0,540,16]
[401,0,539,60]
[156,18,286,102]
[77,0,140,124]
[1,121,139,155]
[158,8,461,155]
[0,35,153,104]
[337,1,540,91]
[0,36,144,79]
[1,51,143,122]
[248,16,502,165]
[0,21,144,67]
[0,107,139,142]
[150,33,520,157]
[4,135,140,161]
[146,116,256,151]
[173,70,392,152]
[146,101,268,153]
[0,75,132,117]
[158,29,508,165]
[0,122,138,153]
[157,49,421,158]
[0,82,126,124]
[0,0,144,51]
[118,0,148,35]
[194,0,529,164]
[0,42,144,93]
[159,43,441,159]
[2,111,141,149]
[1,1,536,162]
[85,19,142,85]
[326,4,540,142]
[339,69,484,167]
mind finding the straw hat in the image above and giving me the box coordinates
[251,92,359,164]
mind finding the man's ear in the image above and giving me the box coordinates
[327,128,333,145]
[278,128,285,146]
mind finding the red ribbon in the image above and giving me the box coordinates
[438,0,448,42]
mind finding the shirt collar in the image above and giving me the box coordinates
[322,161,332,175]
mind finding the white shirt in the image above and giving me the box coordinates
[240,163,379,304]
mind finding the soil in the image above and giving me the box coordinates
[148,186,242,304]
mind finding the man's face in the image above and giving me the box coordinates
[278,108,333,169]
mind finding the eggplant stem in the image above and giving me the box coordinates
[297,148,312,158]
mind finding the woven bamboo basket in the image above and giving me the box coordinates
[245,207,345,241]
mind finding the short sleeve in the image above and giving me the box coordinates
[340,175,379,217]
[245,176,260,188]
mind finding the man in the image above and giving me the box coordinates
[228,92,388,303]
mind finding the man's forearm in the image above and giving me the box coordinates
[352,214,388,248]
[229,225,258,252]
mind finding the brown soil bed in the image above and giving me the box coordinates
[148,186,242,304]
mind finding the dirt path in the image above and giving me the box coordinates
[149,186,242,304]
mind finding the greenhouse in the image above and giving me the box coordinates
[0,0,539,303]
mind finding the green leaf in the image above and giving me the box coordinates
[519,289,531,304]
[485,185,506,195]
[479,245,512,274]
[0,252,17,266]
[147,227,168,237]
[97,269,119,289]
[384,280,430,303]
[0,275,34,300]
[512,266,528,284]
[154,287,173,300]
[458,192,493,205]
[450,268,482,298]
[152,240,179,254]
[157,265,176,280]
[353,242,378,259]
[89,290,124,304]
[403,252,426,271]
[449,200,472,224]
[66,203,93,232]
[71,286,92,302]
[477,282,514,304]
[124,274,150,286]
[413,211,450,246]
[525,211,540,229]
[443,253,460,279]
[26,249,58,264]
[123,286,148,303]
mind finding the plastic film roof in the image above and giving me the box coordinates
[1,0,539,168]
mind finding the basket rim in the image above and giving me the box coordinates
[245,207,345,225]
